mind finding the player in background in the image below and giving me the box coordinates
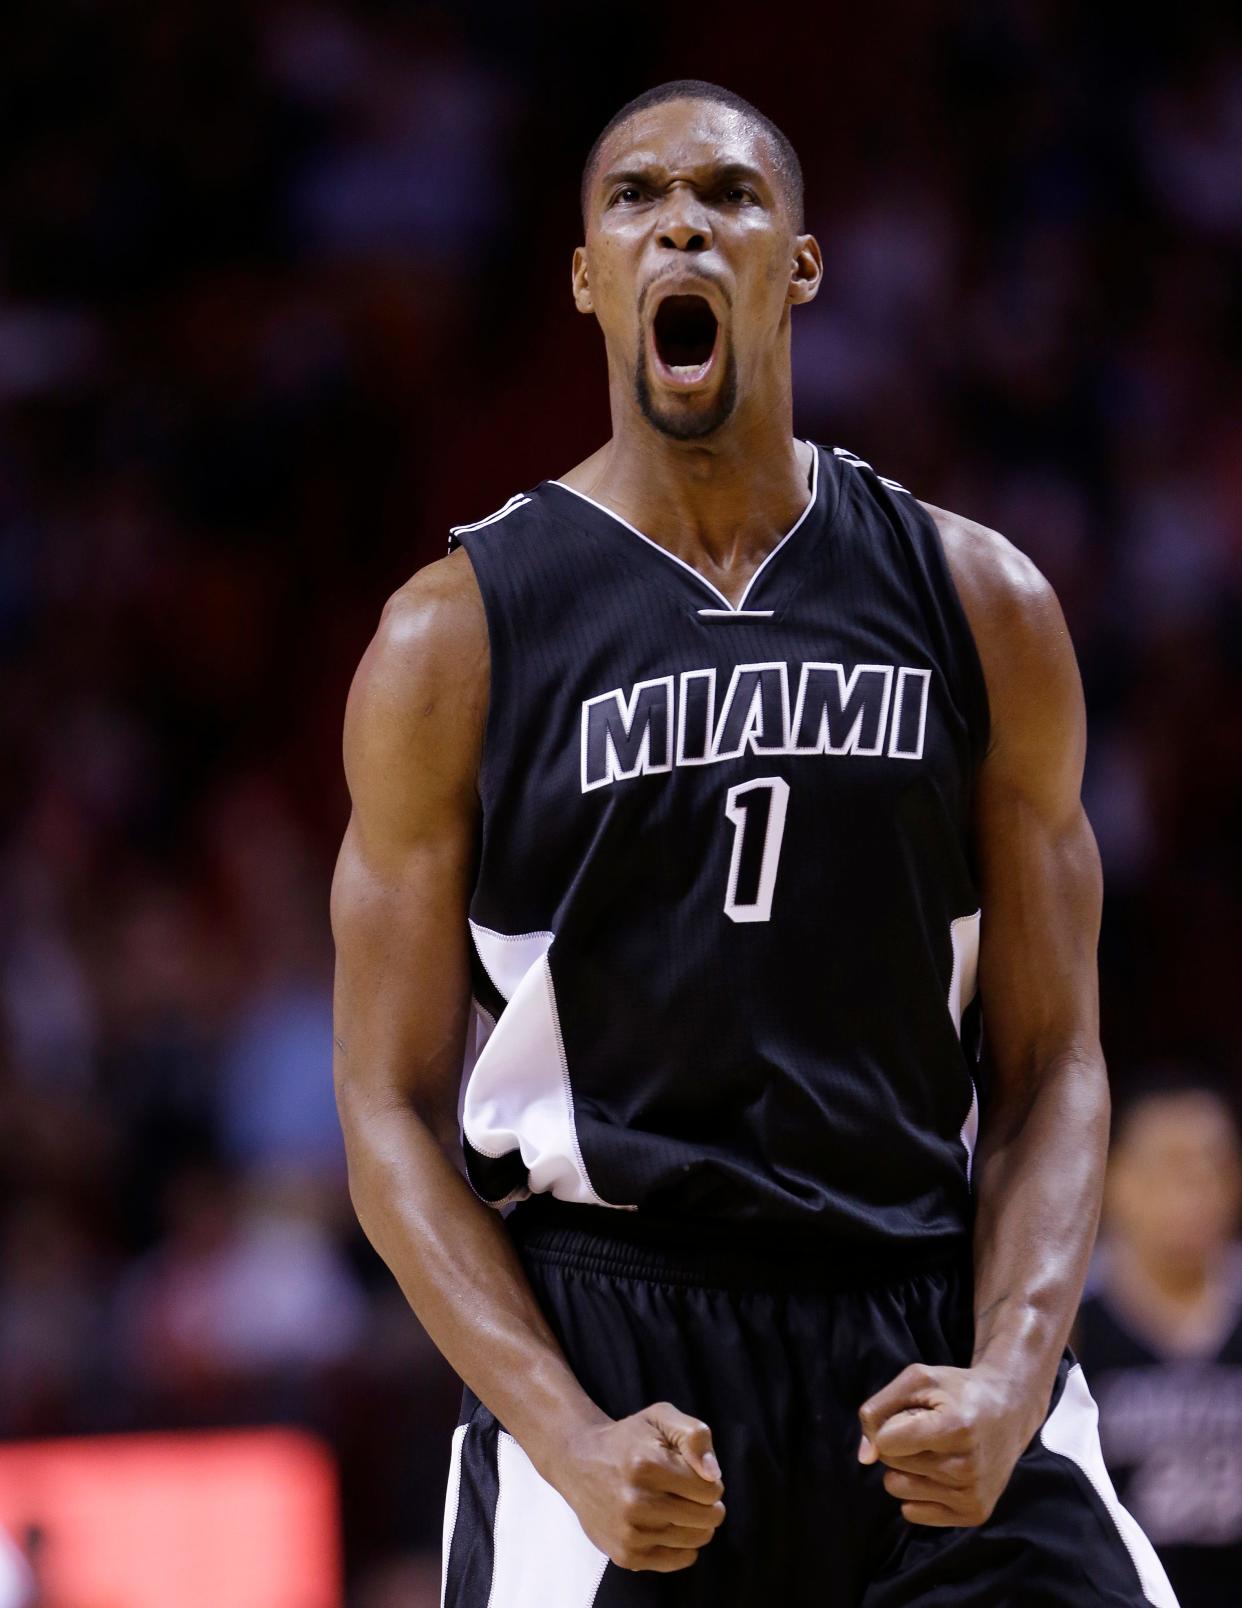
[1076,1081,1242,1606]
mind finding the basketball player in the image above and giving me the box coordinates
[331,81,1179,1605]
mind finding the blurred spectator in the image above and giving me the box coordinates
[1077,1081,1242,1606]
[0,1200,108,1438]
[113,1165,366,1424]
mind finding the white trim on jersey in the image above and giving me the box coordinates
[1041,1367,1179,1608]
[947,910,980,1034]
[960,1080,980,1187]
[549,441,819,615]
[831,444,910,496]
[469,920,556,1003]
[550,479,735,610]
[733,445,819,611]
[450,494,531,536]
[462,926,634,1210]
[947,910,981,1183]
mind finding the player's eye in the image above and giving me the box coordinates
[722,186,755,204]
[611,186,645,205]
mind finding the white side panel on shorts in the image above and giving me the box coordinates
[462,928,631,1209]
[947,910,981,1181]
[488,1431,609,1608]
[441,1424,467,1608]
[1040,1365,1180,1608]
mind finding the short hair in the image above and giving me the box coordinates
[581,79,804,231]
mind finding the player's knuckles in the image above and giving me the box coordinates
[626,1448,665,1484]
[618,1485,651,1524]
[926,1409,972,1453]
[903,1362,941,1393]
[862,1365,937,1431]
[933,1453,973,1487]
[954,1492,997,1527]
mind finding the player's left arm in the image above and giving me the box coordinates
[859,506,1107,1527]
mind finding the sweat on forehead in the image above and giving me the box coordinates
[581,80,804,229]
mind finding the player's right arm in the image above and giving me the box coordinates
[331,550,725,1573]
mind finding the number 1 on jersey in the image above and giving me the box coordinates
[723,777,790,923]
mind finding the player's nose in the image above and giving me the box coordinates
[656,186,713,252]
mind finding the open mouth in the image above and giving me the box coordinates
[651,294,720,387]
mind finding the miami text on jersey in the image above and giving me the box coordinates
[581,660,931,793]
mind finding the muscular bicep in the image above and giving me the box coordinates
[330,553,487,1143]
[935,509,1103,1098]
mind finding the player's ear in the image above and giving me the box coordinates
[787,234,822,308]
[572,245,594,314]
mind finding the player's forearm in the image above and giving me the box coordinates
[339,1093,609,1477]
[969,1050,1109,1438]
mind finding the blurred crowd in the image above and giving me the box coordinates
[0,1,1238,1601]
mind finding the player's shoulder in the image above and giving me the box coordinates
[819,441,1058,633]
[368,472,560,693]
[348,549,487,741]
[917,498,1057,635]
[343,549,488,819]
[379,547,486,654]
[919,500,1080,747]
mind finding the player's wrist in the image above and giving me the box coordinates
[967,1348,1056,1447]
[520,1389,614,1492]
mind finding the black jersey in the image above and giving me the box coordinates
[448,442,989,1249]
[1077,1275,1242,1608]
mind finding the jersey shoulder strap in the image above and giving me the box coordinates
[828,442,991,767]
[446,489,537,553]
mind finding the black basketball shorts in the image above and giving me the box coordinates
[441,1199,1178,1607]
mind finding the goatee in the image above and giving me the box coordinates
[635,349,738,440]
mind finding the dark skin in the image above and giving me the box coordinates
[332,96,1108,1564]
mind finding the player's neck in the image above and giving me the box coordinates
[559,403,811,577]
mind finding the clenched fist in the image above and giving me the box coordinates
[858,1363,1036,1528]
[556,1401,726,1572]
